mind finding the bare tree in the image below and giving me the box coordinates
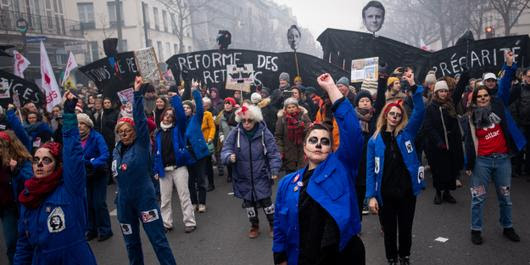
[489,0,530,35]
[469,0,490,39]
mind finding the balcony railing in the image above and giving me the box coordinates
[0,9,84,38]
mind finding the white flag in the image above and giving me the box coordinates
[62,52,78,86]
[40,41,62,112]
[13,50,30,78]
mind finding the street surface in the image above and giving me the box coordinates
[1,170,530,265]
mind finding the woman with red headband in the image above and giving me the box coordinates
[14,92,98,265]
[366,73,425,265]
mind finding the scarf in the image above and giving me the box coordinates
[80,130,90,141]
[19,168,63,209]
[355,107,374,133]
[160,121,173,131]
[286,110,305,145]
[433,95,457,118]
[473,105,502,129]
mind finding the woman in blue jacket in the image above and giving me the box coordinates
[1,107,33,265]
[77,113,113,241]
[366,73,424,265]
[221,103,281,238]
[112,77,176,265]
[273,73,365,265]
[14,92,98,265]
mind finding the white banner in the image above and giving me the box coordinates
[40,41,62,112]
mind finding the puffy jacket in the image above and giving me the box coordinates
[14,113,97,265]
[273,98,364,265]
[112,91,154,194]
[153,95,194,177]
[184,90,209,161]
[201,111,216,143]
[221,122,281,201]
[82,130,109,170]
[366,85,426,206]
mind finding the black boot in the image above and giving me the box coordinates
[387,258,398,265]
[503,227,521,242]
[434,190,442,204]
[443,190,456,203]
[471,230,483,245]
[399,256,410,265]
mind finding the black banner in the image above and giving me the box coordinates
[78,52,138,101]
[166,49,349,97]
[0,70,44,108]
[317,28,530,81]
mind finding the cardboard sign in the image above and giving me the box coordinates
[134,47,162,83]
[117,87,134,104]
[225,64,254,92]
[351,57,379,83]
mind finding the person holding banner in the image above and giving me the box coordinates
[273,73,365,265]
[112,77,177,265]
[14,92,98,265]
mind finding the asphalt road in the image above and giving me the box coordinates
[1,170,530,265]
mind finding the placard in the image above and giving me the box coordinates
[134,47,162,83]
[225,64,254,93]
[351,57,379,83]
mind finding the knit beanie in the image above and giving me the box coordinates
[224,97,236,107]
[336,76,350,87]
[279,72,290,82]
[251,92,262,104]
[294,76,302,83]
[77,113,94,128]
[355,90,373,107]
[387,77,400,88]
[434,80,449,93]
[283,97,299,108]
[425,71,436,84]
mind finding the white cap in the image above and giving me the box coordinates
[434,80,449,93]
[483,72,497,81]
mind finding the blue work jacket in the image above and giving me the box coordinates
[273,98,363,265]
[82,130,109,169]
[184,90,209,161]
[365,85,426,206]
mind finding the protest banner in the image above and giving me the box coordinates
[134,47,162,84]
[0,69,44,108]
[225,64,254,93]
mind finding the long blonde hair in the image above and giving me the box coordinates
[372,101,409,139]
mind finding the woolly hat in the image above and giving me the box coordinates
[355,90,373,106]
[279,72,290,82]
[251,92,262,104]
[294,75,302,83]
[283,97,299,108]
[260,87,271,97]
[434,80,449,93]
[77,113,94,128]
[425,71,436,84]
[235,104,263,123]
[336,76,350,87]
[182,100,195,113]
[387,77,400,88]
[224,97,236,106]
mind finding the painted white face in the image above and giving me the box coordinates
[386,106,402,128]
[32,148,57,178]
[303,129,332,165]
[476,89,491,107]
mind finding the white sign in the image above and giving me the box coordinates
[225,64,254,93]
[134,47,162,83]
[351,57,379,83]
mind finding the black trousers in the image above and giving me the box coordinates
[205,155,214,188]
[379,195,416,260]
[242,198,274,227]
[188,157,208,204]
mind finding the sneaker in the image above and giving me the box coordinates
[471,230,483,245]
[433,192,442,205]
[198,204,206,213]
[248,226,260,239]
[192,204,198,211]
[443,191,457,204]
[362,206,370,215]
[387,258,398,265]
[184,226,196,233]
[164,227,173,233]
[399,256,410,265]
[503,228,520,242]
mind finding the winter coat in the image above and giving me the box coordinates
[274,108,311,172]
[221,122,281,201]
[366,85,426,206]
[258,97,278,133]
[201,111,216,143]
[184,90,210,161]
[93,108,119,153]
[24,121,53,149]
[14,113,97,265]
[423,100,464,189]
[273,98,364,265]
[153,95,195,177]
[510,83,530,126]
[82,130,110,179]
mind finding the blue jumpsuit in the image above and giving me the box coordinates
[14,113,98,265]
[112,91,177,265]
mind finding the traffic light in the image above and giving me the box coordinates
[485,26,495,39]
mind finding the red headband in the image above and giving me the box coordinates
[41,142,62,158]
[238,105,249,116]
[117,117,135,128]
[383,100,404,116]
[0,131,10,142]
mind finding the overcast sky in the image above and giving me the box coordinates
[273,0,370,38]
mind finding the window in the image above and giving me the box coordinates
[120,39,128,52]
[77,3,95,29]
[89,41,99,62]
[107,1,124,27]
[174,44,178,54]
[187,46,192,52]
[162,10,168,32]
[157,41,163,60]
[142,2,149,27]
[146,39,152,47]
[166,42,170,57]
[153,7,159,30]
[57,0,63,13]
[170,13,177,33]
[46,0,53,29]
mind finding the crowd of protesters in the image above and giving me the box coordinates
[0,49,528,265]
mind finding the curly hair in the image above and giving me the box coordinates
[0,130,31,168]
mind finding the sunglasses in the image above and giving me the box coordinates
[307,136,331,146]
[241,119,254,124]
[476,94,490,99]
[32,156,54,165]
[387,111,403,118]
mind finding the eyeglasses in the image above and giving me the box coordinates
[241,119,254,124]
[32,156,54,165]
[387,111,403,118]
[307,136,331,146]
[118,128,134,135]
[476,94,490,99]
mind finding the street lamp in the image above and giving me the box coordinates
[485,26,495,39]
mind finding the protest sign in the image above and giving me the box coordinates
[351,57,379,83]
[225,64,254,92]
[0,70,45,108]
[134,47,162,83]
[117,87,134,105]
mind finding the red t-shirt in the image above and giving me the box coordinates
[476,123,508,156]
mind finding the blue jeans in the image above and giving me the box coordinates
[1,205,18,265]
[471,154,513,231]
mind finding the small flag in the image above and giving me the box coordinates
[40,41,62,112]
[13,50,30,78]
[62,52,78,86]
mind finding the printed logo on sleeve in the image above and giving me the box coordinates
[405,140,413,153]
[374,157,380,174]
[47,207,65,233]
[417,166,425,183]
